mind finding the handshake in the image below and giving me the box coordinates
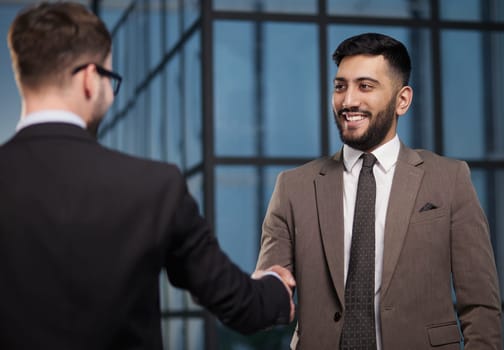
[252,265,296,322]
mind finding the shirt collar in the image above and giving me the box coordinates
[343,134,401,173]
[16,110,86,132]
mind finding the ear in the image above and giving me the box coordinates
[81,64,99,100]
[396,85,413,116]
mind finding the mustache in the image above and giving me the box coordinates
[337,107,372,118]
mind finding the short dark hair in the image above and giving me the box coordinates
[332,33,411,86]
[8,2,112,91]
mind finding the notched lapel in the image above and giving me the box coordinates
[381,146,424,298]
[314,155,345,304]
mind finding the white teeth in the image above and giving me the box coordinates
[345,114,365,122]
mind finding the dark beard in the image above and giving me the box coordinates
[335,97,397,151]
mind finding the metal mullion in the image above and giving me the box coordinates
[318,0,329,156]
[160,0,169,162]
[201,0,218,349]
[431,0,443,155]
[143,0,151,157]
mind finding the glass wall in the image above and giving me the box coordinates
[97,0,504,348]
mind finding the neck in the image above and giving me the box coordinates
[21,89,88,127]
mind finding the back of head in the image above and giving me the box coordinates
[8,2,111,92]
[332,32,411,86]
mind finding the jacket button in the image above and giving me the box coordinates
[334,311,342,322]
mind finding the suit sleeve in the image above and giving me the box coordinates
[163,170,291,334]
[450,161,502,349]
[256,171,294,273]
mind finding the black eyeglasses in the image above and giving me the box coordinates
[72,63,122,96]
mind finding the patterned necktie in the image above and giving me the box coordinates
[341,153,377,350]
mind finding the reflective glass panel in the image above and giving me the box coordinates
[148,74,164,161]
[166,55,183,168]
[184,31,203,169]
[214,21,256,156]
[214,0,316,14]
[183,0,200,30]
[215,165,293,273]
[328,0,430,18]
[165,0,181,51]
[0,5,24,144]
[328,25,433,153]
[440,30,504,159]
[214,21,319,157]
[440,0,504,22]
[148,0,163,70]
[216,166,261,273]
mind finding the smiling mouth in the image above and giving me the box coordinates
[342,113,366,122]
[339,110,370,122]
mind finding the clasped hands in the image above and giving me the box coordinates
[252,265,296,322]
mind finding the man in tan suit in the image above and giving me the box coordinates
[256,33,501,349]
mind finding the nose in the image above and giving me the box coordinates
[341,86,360,109]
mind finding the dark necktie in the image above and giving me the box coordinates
[341,153,377,350]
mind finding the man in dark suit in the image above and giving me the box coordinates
[0,2,295,349]
[256,33,501,349]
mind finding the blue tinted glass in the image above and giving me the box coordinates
[113,25,128,112]
[214,0,316,14]
[441,30,486,159]
[214,21,319,157]
[148,74,164,161]
[215,165,296,274]
[166,55,183,168]
[187,320,205,349]
[214,21,257,156]
[440,0,504,22]
[216,166,261,273]
[148,0,163,70]
[183,0,199,30]
[328,26,433,152]
[440,0,479,21]
[162,318,185,348]
[328,0,429,18]
[184,31,203,169]
[100,7,123,31]
[0,5,23,144]
[263,22,319,157]
[165,0,181,51]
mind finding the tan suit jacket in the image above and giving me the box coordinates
[257,143,501,349]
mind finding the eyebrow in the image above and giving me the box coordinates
[333,76,381,85]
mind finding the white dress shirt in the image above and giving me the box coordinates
[342,134,400,350]
[16,110,86,132]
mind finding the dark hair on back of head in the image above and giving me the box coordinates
[332,32,411,86]
[8,2,111,90]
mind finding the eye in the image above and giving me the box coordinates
[360,83,373,91]
[333,83,346,92]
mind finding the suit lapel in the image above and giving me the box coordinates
[314,153,345,304]
[380,144,424,298]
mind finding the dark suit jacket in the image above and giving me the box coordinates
[0,122,290,349]
[257,143,502,349]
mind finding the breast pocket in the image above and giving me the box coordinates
[409,207,448,225]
